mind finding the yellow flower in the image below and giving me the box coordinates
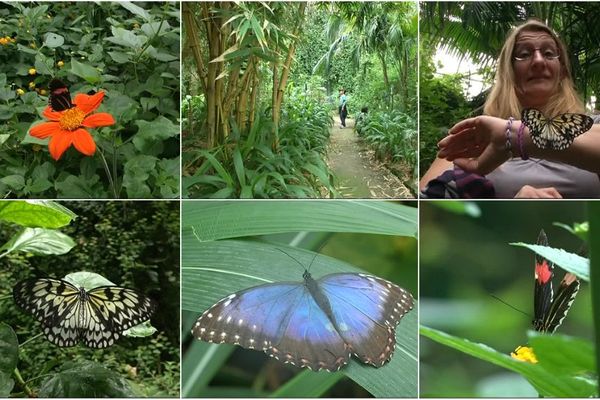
[0,37,8,45]
[510,345,538,364]
[57,60,64,68]
[16,88,25,96]
[40,89,47,95]
[29,82,36,89]
[10,36,16,43]
[28,68,36,75]
[29,42,36,49]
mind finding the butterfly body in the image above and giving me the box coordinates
[192,271,414,371]
[13,278,156,348]
[522,108,593,150]
[48,78,74,112]
[532,230,579,333]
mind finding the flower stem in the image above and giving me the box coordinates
[98,148,118,198]
[13,368,34,397]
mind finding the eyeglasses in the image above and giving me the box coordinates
[513,47,560,62]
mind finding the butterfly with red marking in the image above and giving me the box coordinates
[532,229,580,333]
[48,78,74,112]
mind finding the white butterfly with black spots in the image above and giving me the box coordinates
[13,278,156,348]
[521,108,593,150]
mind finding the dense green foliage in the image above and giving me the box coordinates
[0,2,180,198]
[419,41,472,176]
[184,81,335,198]
[355,109,417,180]
[0,201,180,397]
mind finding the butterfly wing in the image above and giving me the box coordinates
[48,78,73,111]
[69,286,155,348]
[533,230,554,331]
[13,278,83,347]
[318,273,414,367]
[542,273,580,333]
[192,282,351,371]
[522,108,593,150]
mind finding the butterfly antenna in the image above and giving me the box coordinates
[489,294,531,318]
[276,248,306,272]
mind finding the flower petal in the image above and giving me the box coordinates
[71,128,96,156]
[82,112,115,128]
[29,121,62,139]
[73,91,105,114]
[48,131,73,161]
[42,106,63,121]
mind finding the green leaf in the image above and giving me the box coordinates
[182,201,417,240]
[181,337,234,398]
[270,370,344,397]
[44,32,64,48]
[528,332,595,376]
[511,242,589,281]
[420,326,597,397]
[232,147,246,187]
[0,201,76,228]
[123,155,157,198]
[0,228,75,256]
[107,51,131,64]
[182,239,417,397]
[106,27,146,49]
[428,201,481,217]
[118,1,151,21]
[132,116,179,154]
[70,59,101,84]
[38,361,136,397]
[55,174,102,199]
[0,175,24,190]
[0,371,14,398]
[0,323,18,374]
[589,202,600,390]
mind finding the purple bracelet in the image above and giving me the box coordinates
[517,122,528,160]
[505,117,514,158]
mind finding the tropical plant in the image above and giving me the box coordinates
[0,2,180,198]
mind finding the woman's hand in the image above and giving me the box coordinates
[437,116,512,175]
[514,185,562,198]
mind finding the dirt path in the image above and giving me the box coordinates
[326,116,414,198]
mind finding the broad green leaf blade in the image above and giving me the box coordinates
[511,242,589,281]
[182,238,417,397]
[0,371,14,398]
[38,361,136,397]
[0,323,18,374]
[0,201,76,228]
[420,325,596,397]
[426,201,481,217]
[182,201,417,240]
[270,370,345,397]
[182,339,234,398]
[0,228,75,256]
[528,332,595,376]
[69,59,101,84]
[589,202,600,391]
[553,221,588,241]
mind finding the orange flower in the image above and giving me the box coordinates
[29,91,115,160]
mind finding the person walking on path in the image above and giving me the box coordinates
[338,89,348,128]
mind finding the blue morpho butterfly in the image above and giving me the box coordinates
[191,248,414,372]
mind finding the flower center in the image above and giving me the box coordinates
[59,108,85,131]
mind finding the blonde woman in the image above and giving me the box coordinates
[422,19,600,198]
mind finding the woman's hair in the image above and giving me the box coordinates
[484,19,585,118]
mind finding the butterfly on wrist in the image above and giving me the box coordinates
[521,108,593,150]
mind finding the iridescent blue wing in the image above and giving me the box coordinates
[192,282,350,371]
[318,273,414,367]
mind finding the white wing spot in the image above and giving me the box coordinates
[226,316,232,323]
[207,313,213,318]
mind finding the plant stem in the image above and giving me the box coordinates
[98,148,118,198]
[19,333,43,348]
[13,368,34,397]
